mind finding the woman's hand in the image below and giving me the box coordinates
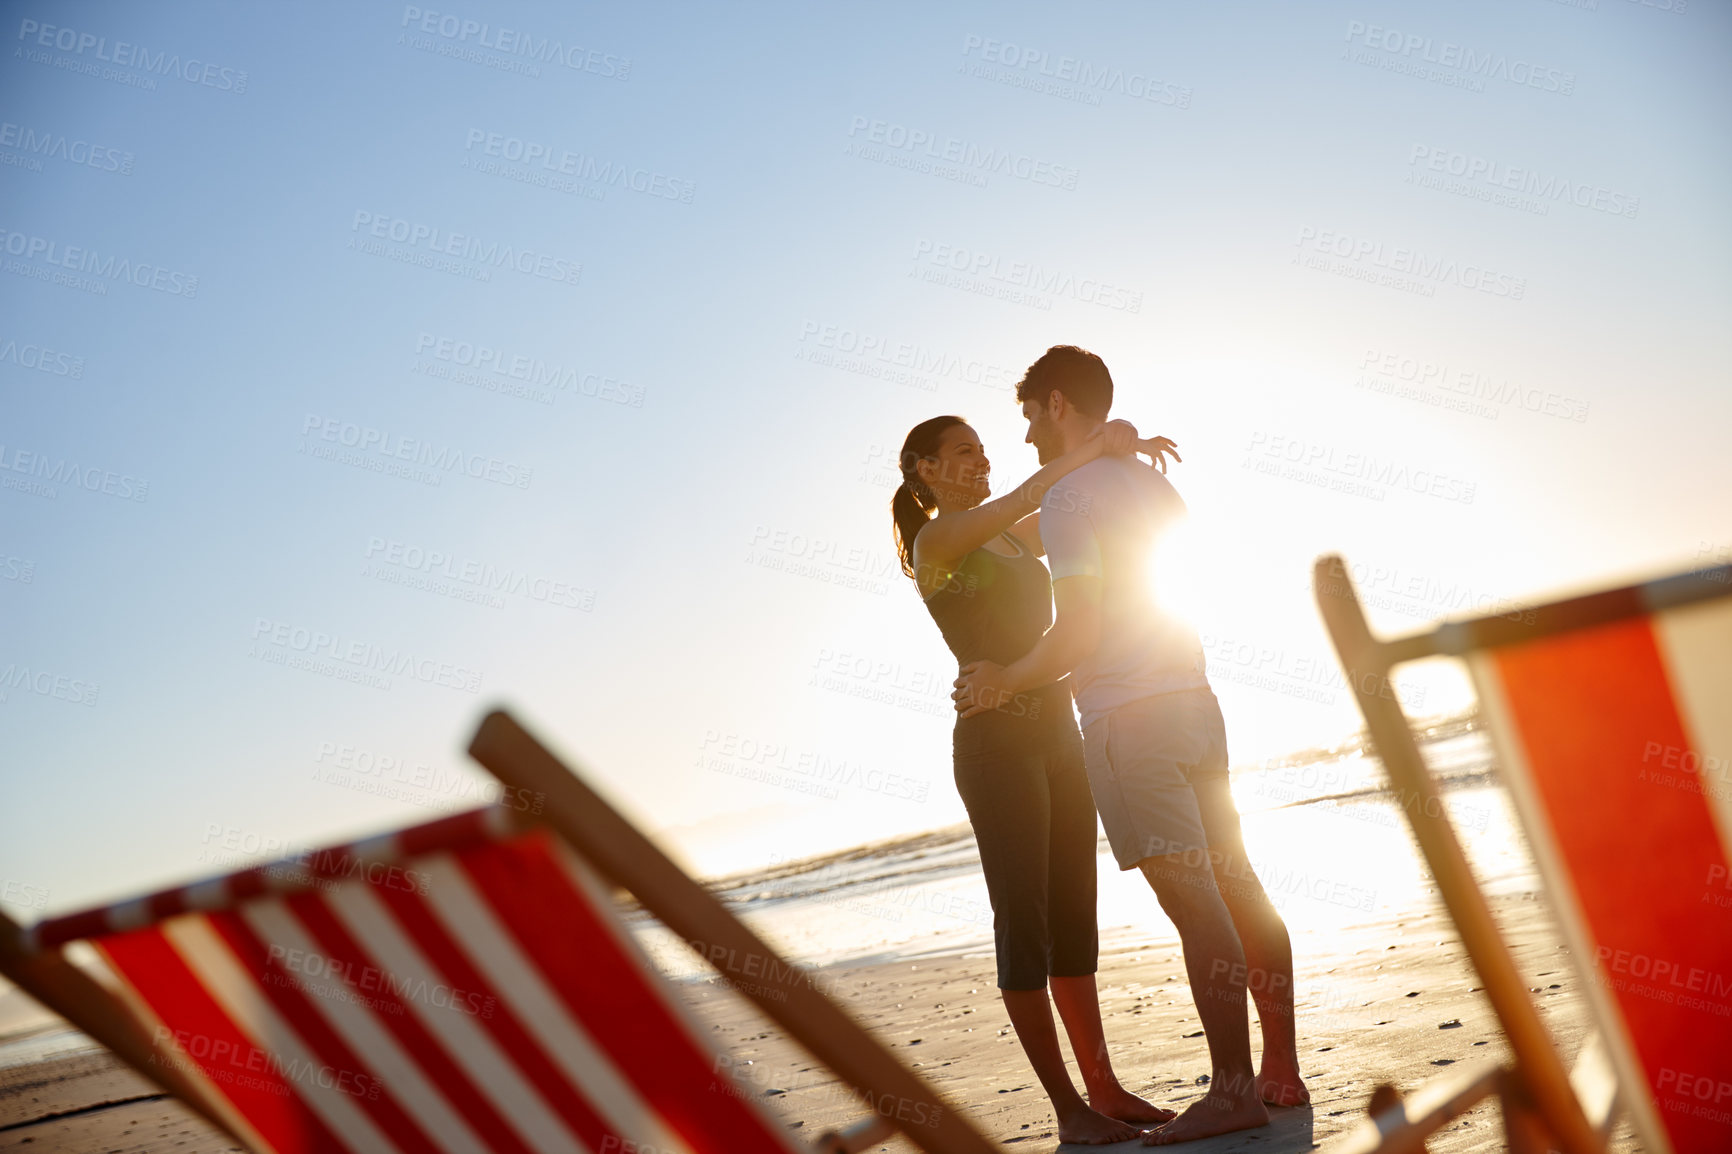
[1091,420,1181,472]
[1139,435,1181,474]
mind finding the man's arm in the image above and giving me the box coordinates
[952,576,1101,718]
[953,476,1104,718]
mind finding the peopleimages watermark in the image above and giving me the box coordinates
[1598,948,1731,1001]
[1242,430,1477,506]
[1406,145,1638,220]
[0,227,198,297]
[845,115,1080,191]
[412,332,645,408]
[1705,864,1732,912]
[910,239,1143,314]
[1138,832,1378,914]
[0,335,84,379]
[1691,541,1731,586]
[1312,557,1537,625]
[697,729,931,804]
[397,7,630,80]
[745,853,994,936]
[0,550,35,584]
[150,1026,376,1102]
[0,661,100,707]
[1354,347,1588,425]
[197,824,432,896]
[806,646,955,720]
[0,878,49,910]
[362,536,596,612]
[686,937,859,1008]
[312,740,545,816]
[266,942,499,1020]
[299,414,533,490]
[348,211,581,287]
[1200,632,1428,711]
[14,18,249,94]
[1293,227,1525,302]
[0,443,149,503]
[1640,740,1731,803]
[745,524,898,597]
[796,320,1019,396]
[0,119,133,176]
[462,128,693,204]
[1597,949,1732,1025]
[958,34,1191,110]
[248,617,483,695]
[1655,1068,1732,1131]
[1341,20,1575,97]
[711,1052,947,1131]
[1240,761,1489,834]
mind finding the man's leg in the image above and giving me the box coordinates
[1135,849,1270,1145]
[1081,693,1271,1143]
[1190,691,1309,1107]
[1192,773,1307,1105]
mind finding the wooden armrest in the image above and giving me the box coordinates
[1569,1032,1619,1138]
[812,1113,897,1154]
[1323,1060,1506,1154]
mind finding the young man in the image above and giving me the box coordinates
[954,346,1308,1145]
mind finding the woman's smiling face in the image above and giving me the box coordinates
[917,423,992,509]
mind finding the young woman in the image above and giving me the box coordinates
[892,415,1180,1145]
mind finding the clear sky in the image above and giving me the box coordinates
[3,0,1728,915]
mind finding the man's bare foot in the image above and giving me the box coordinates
[1057,1103,1143,1145]
[1088,1084,1177,1125]
[1140,1091,1269,1145]
[1256,1065,1311,1107]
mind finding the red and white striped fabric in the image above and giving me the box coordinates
[32,808,801,1154]
[1470,593,1732,1154]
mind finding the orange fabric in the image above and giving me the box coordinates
[1494,618,1732,1154]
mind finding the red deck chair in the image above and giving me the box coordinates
[0,711,997,1154]
[1313,554,1732,1154]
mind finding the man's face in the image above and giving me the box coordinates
[1022,396,1063,464]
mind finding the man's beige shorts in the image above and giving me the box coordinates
[1083,688,1229,869]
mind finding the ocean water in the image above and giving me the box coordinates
[629,716,1539,980]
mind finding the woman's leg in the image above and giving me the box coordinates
[1044,731,1175,1125]
[955,725,1139,1145]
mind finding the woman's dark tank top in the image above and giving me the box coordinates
[922,533,1071,729]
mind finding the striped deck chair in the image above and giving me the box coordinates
[1311,554,1732,1154]
[0,711,997,1154]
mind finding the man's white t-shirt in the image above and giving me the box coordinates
[1041,455,1208,729]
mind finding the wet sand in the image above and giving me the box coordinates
[0,890,1643,1153]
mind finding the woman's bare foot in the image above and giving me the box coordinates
[1088,1084,1177,1125]
[1057,1103,1144,1145]
[1256,1064,1310,1107]
[1140,1090,1269,1145]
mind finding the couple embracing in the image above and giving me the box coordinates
[891,346,1308,1145]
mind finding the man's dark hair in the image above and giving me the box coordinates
[1015,345,1113,418]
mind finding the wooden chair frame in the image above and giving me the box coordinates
[0,711,999,1154]
[1312,554,1732,1154]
